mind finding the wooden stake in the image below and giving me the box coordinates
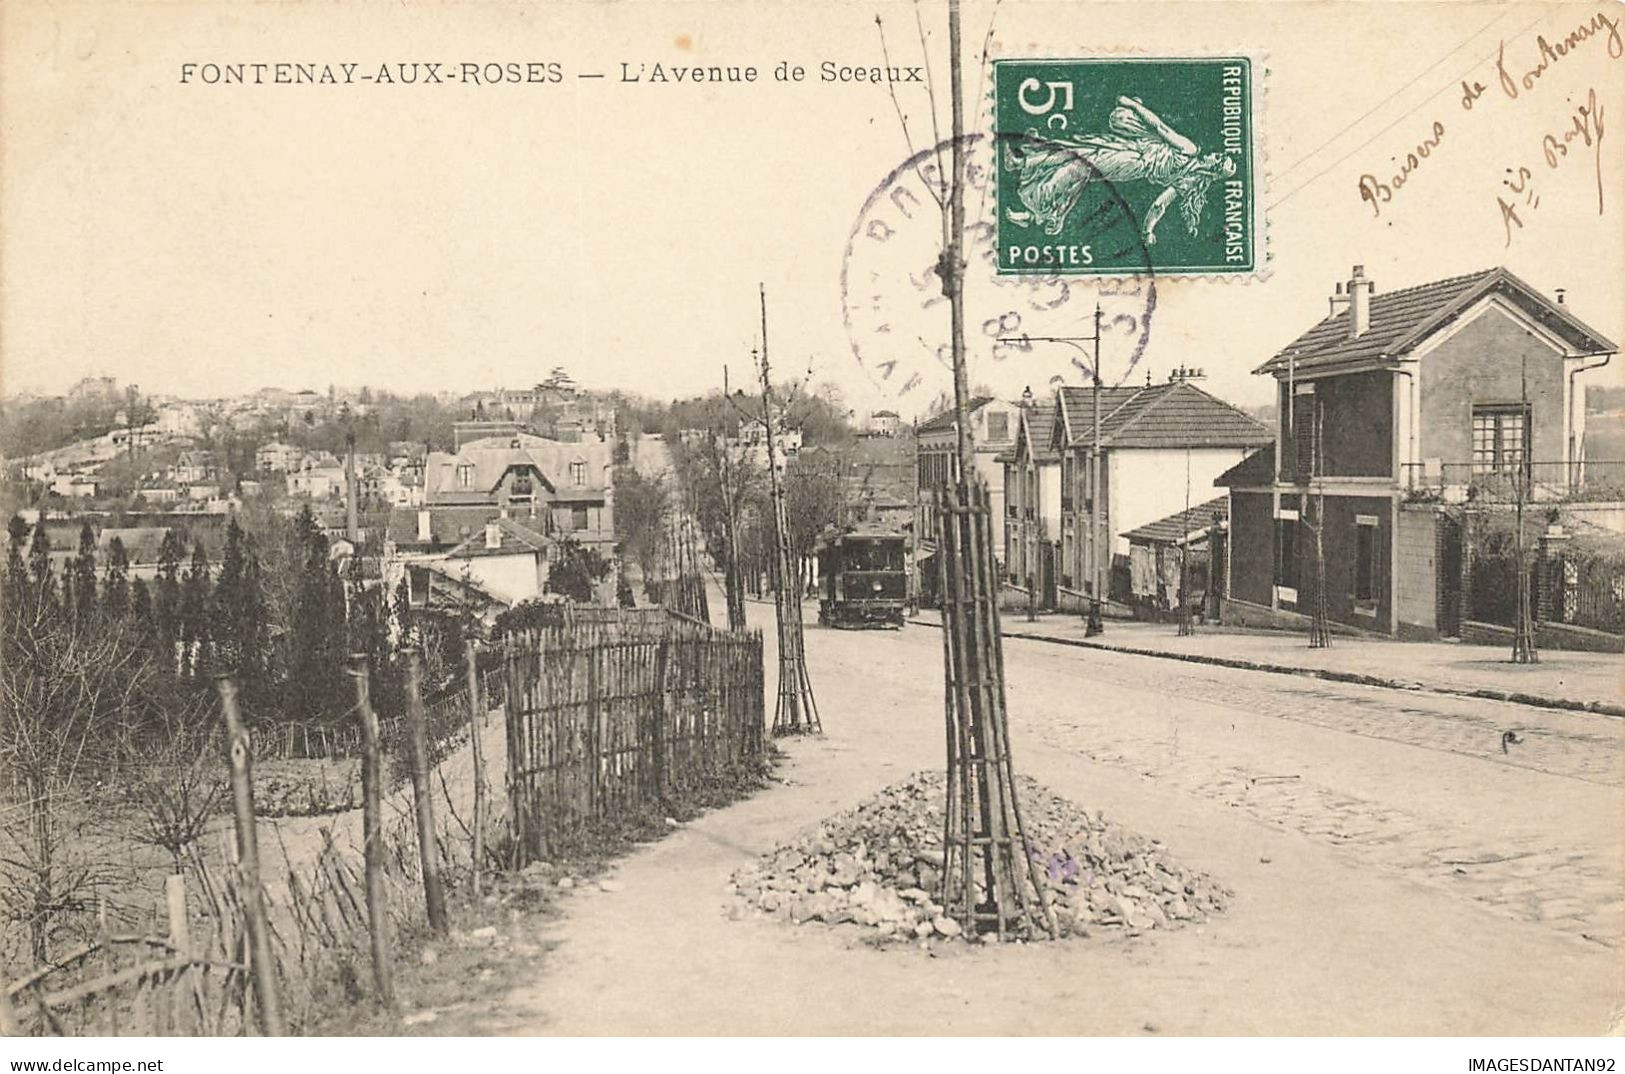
[214,675,286,1036]
[465,640,486,896]
[405,650,449,932]
[349,656,397,1012]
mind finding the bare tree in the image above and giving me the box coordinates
[0,612,161,963]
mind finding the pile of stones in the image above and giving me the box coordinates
[728,771,1228,944]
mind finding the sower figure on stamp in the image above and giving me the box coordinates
[1005,95,1236,246]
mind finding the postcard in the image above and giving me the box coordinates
[1,0,1621,1049]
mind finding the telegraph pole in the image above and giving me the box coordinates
[345,430,360,546]
[1178,444,1194,636]
[998,303,1108,634]
[717,367,747,632]
[1089,303,1105,635]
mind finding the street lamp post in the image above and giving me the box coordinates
[1000,303,1108,635]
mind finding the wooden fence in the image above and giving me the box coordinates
[3,650,495,1037]
[178,666,506,768]
[3,611,761,1036]
[503,621,764,864]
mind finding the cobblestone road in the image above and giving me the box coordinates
[997,634,1625,948]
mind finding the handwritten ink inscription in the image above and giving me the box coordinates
[1354,8,1620,244]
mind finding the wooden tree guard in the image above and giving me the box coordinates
[755,288,819,737]
[1307,494,1331,649]
[214,675,286,1035]
[768,493,820,736]
[1307,401,1332,649]
[348,656,397,1013]
[935,482,1056,941]
[405,651,449,933]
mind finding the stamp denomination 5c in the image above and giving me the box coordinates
[994,57,1259,276]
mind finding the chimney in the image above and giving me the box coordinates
[1328,281,1348,318]
[1348,265,1373,337]
[485,520,502,550]
[1555,288,1567,306]
[416,509,431,542]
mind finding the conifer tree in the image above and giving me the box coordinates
[289,514,343,721]
[3,516,29,649]
[212,518,268,696]
[179,541,212,678]
[102,537,130,619]
[27,522,55,618]
[131,576,154,625]
[212,520,246,672]
[154,529,184,674]
[392,575,413,648]
[6,516,30,596]
[72,522,97,624]
[238,529,269,695]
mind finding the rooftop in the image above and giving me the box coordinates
[1257,266,1618,377]
[917,396,995,434]
[1056,381,1273,451]
[1123,496,1229,546]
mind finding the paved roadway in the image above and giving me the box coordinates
[995,627,1625,949]
[462,612,1625,1034]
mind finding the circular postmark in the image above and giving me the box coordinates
[841,131,1157,411]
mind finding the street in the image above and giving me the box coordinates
[449,610,1625,1035]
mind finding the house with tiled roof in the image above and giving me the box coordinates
[384,431,618,612]
[1051,375,1273,609]
[1123,496,1229,618]
[913,395,1020,604]
[431,516,557,607]
[1219,265,1617,639]
[418,432,614,546]
[997,388,1064,607]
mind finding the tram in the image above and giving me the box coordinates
[814,526,908,628]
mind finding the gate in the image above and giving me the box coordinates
[1039,540,1058,611]
[1437,512,1462,637]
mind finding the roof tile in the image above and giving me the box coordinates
[1257,267,1617,376]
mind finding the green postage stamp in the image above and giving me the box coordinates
[994,57,1258,276]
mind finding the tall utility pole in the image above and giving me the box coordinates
[717,368,747,632]
[997,305,1107,635]
[757,285,820,734]
[125,385,141,460]
[1178,445,1194,636]
[1088,303,1105,636]
[1512,352,1538,664]
[943,2,971,484]
[345,429,360,546]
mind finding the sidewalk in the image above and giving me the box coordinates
[917,609,1624,716]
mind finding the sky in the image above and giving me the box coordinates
[2,0,1622,421]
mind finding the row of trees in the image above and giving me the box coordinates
[610,391,862,622]
[0,506,442,735]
